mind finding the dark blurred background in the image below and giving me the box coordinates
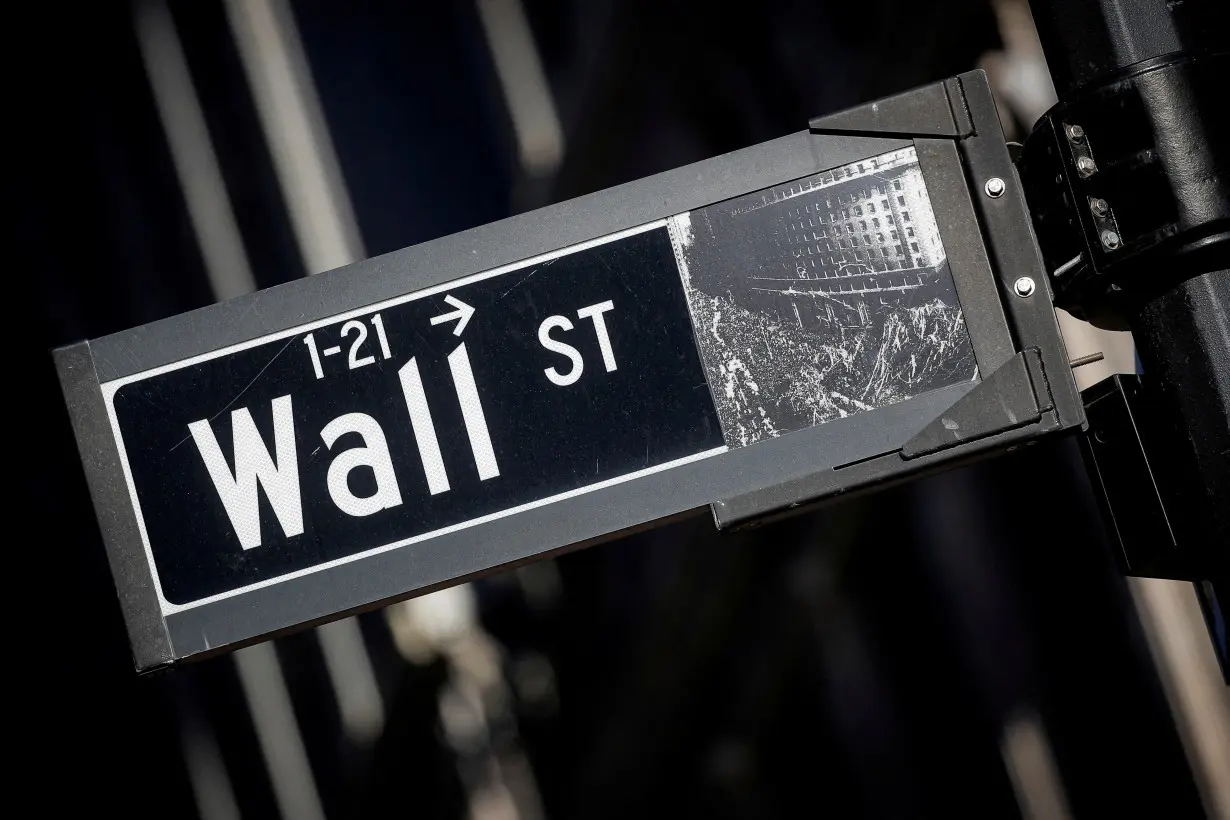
[16,0,1226,817]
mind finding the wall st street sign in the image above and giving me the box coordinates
[56,74,1083,669]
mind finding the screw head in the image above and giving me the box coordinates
[1076,156,1097,177]
[1090,197,1109,218]
[984,177,1006,198]
[1066,123,1085,142]
[1014,276,1036,298]
[1101,229,1121,250]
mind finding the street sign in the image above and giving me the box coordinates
[56,72,1084,670]
[108,221,726,609]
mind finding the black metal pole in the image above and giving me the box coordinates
[1024,0,1228,669]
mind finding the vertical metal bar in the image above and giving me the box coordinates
[133,0,256,300]
[474,0,564,177]
[223,0,363,274]
[234,643,328,820]
[1129,578,1230,820]
[1000,710,1074,820]
[316,619,386,743]
[180,711,243,820]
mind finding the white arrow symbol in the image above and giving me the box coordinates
[429,294,475,336]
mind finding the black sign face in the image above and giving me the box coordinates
[107,224,724,606]
[99,146,978,614]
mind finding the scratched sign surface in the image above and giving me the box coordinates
[100,147,975,613]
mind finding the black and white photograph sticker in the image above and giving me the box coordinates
[670,146,978,447]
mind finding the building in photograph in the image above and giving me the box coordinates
[739,148,953,329]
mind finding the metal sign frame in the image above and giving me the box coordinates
[55,70,1083,671]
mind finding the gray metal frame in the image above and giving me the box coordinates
[55,70,1083,671]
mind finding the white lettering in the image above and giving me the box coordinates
[448,343,500,480]
[188,394,303,550]
[539,315,584,386]
[398,357,450,495]
[320,413,403,517]
[577,300,618,372]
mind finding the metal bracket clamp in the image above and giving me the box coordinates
[1082,374,1229,582]
[710,71,1083,531]
[1081,371,1230,680]
[1016,53,1229,327]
